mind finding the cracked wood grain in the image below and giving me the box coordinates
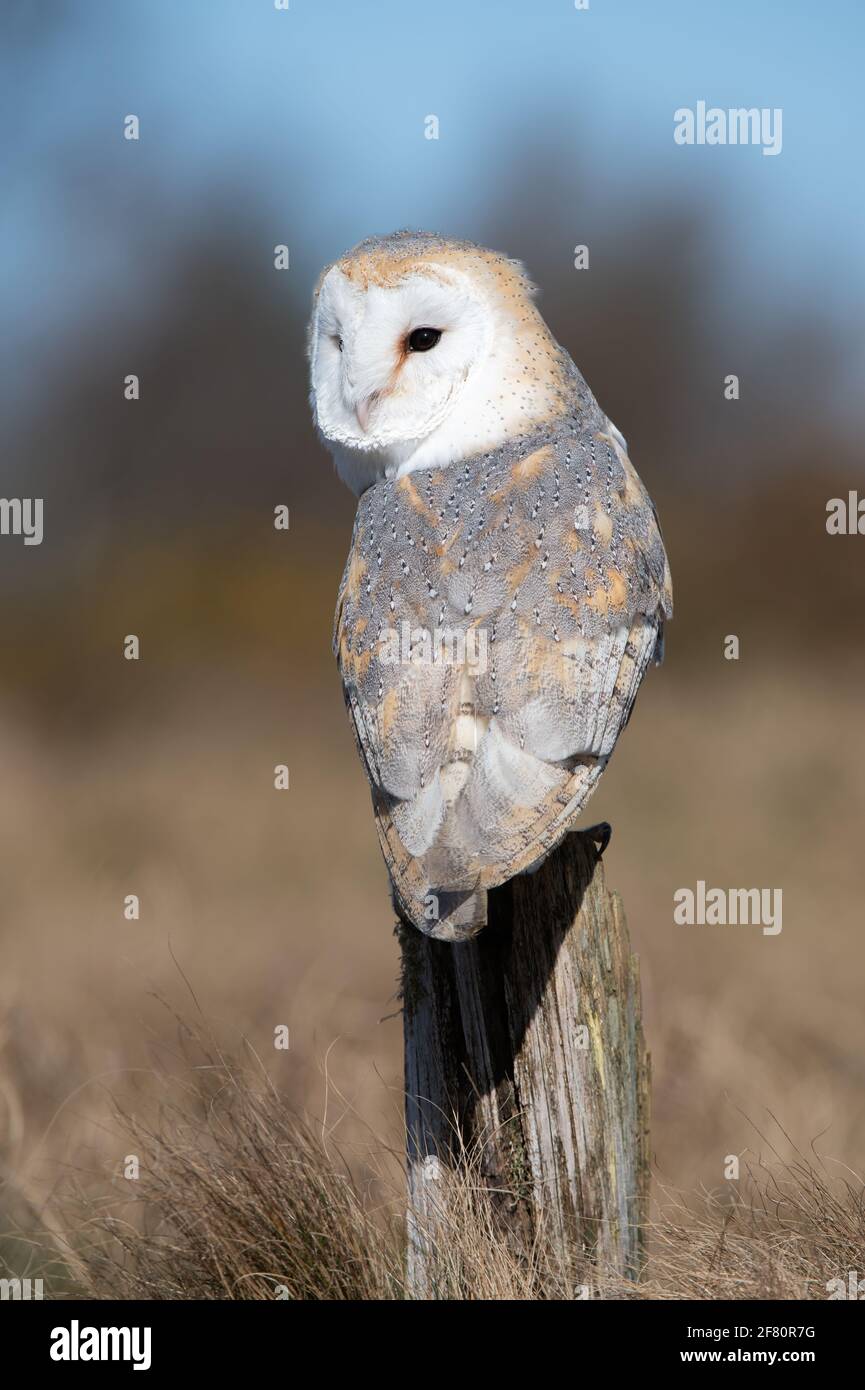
[399,830,649,1294]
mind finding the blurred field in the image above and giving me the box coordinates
[2,645,863,1270]
[1,17,864,1291]
[40,1022,865,1302]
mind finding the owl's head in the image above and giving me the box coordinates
[308,232,570,494]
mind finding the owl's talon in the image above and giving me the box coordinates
[583,821,612,858]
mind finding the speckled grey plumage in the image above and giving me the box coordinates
[334,352,672,941]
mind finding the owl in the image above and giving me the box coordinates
[308,231,672,942]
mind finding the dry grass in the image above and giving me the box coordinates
[625,1136,865,1301]
[62,1025,406,1301]
[1,662,864,1300]
[4,1025,859,1302]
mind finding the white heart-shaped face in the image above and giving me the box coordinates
[309,264,492,456]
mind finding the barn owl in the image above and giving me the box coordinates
[309,232,672,942]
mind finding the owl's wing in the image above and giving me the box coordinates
[334,417,672,939]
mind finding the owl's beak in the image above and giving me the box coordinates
[356,394,375,430]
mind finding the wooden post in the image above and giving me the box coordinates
[399,830,650,1295]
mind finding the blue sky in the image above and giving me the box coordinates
[2,0,863,415]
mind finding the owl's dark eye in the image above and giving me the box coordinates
[334,335,343,352]
[407,326,442,353]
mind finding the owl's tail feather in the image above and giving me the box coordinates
[393,881,488,943]
[429,886,488,942]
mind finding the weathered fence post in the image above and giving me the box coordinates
[399,830,650,1295]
